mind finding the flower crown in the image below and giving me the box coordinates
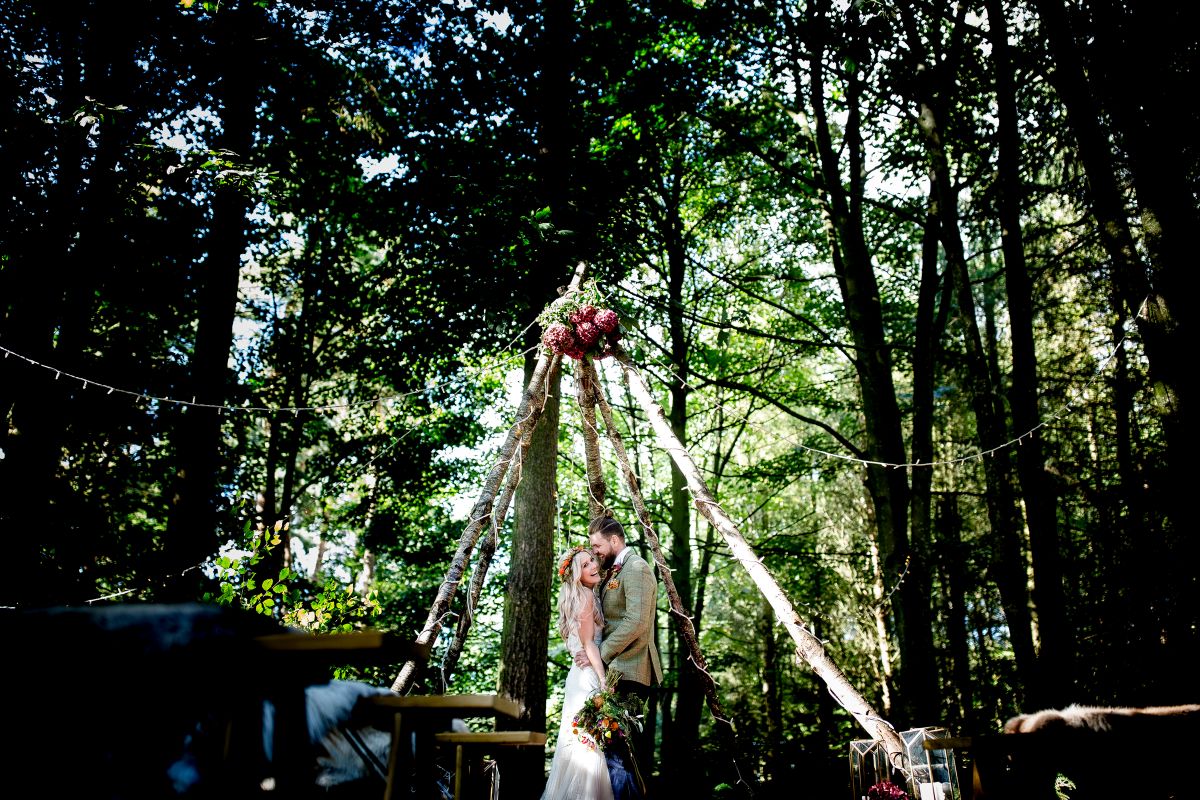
[558,545,589,583]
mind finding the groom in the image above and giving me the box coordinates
[576,512,662,797]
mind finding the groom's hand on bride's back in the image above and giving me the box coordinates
[573,649,590,668]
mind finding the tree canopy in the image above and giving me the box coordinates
[2,0,1195,795]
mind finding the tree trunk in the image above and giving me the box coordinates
[909,177,955,716]
[661,170,705,781]
[801,0,934,725]
[165,3,262,597]
[1087,0,1196,674]
[938,493,975,733]
[909,28,1038,699]
[2,4,89,606]
[497,353,561,747]
[2,2,152,605]
[492,0,579,789]
[868,536,894,717]
[760,596,784,787]
[987,0,1068,701]
[1032,5,1194,623]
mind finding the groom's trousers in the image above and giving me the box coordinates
[615,679,652,792]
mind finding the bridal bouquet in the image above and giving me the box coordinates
[571,669,643,753]
[537,280,624,361]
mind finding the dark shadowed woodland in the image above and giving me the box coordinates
[1,0,1195,797]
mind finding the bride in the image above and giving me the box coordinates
[542,545,613,800]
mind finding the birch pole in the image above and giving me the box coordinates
[576,358,607,519]
[614,350,906,762]
[438,409,540,688]
[392,263,589,694]
[391,352,561,693]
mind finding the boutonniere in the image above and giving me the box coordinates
[606,562,624,591]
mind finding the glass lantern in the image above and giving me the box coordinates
[849,736,895,800]
[849,727,961,800]
[902,727,961,800]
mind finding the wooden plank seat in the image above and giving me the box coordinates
[354,693,522,800]
[434,731,548,800]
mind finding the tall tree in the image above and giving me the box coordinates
[496,3,580,796]
[799,0,937,724]
[985,0,1068,697]
[164,1,264,596]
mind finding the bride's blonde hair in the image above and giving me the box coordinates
[556,547,602,642]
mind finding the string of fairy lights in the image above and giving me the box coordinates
[2,283,1138,472]
[612,281,1143,471]
[1,289,1141,611]
[0,317,540,415]
[0,318,542,607]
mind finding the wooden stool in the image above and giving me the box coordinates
[434,731,547,800]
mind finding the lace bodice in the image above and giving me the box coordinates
[566,621,604,657]
[565,595,604,656]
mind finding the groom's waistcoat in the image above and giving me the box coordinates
[599,550,663,687]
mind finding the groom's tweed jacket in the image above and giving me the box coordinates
[599,550,663,687]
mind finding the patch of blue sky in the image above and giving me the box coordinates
[479,8,514,35]
[358,153,408,186]
[154,105,221,152]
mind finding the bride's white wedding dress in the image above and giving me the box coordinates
[541,614,613,800]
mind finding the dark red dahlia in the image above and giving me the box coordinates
[568,304,598,325]
[575,321,600,346]
[594,308,618,333]
[542,322,575,354]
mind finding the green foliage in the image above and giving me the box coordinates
[3,0,1197,791]
[205,519,288,616]
[204,518,380,633]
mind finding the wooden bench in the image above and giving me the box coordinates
[434,731,548,800]
[355,693,522,800]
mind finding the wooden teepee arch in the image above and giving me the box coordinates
[390,264,906,765]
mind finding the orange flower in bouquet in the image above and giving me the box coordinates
[570,669,643,752]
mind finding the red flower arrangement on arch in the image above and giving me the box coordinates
[537,282,624,361]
